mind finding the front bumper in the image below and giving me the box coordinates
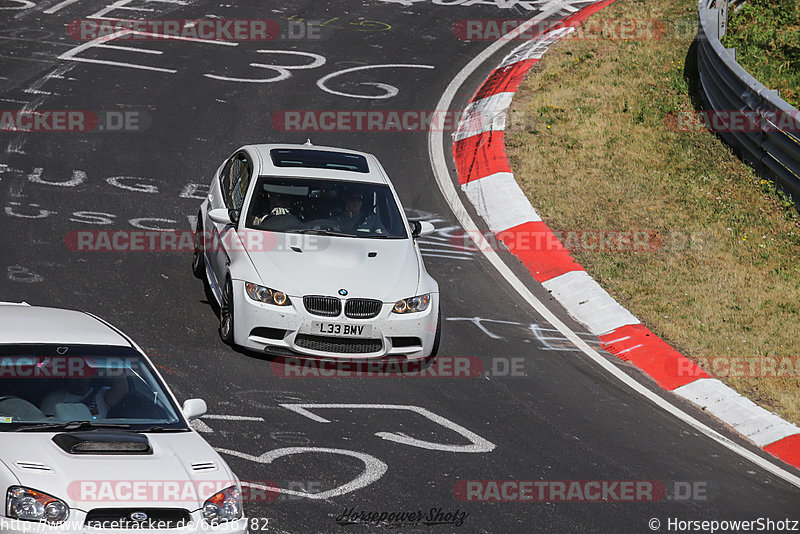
[231,281,438,360]
[0,513,248,533]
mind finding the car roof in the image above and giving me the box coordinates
[0,303,130,346]
[247,143,389,184]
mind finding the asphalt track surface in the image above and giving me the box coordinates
[1,0,798,532]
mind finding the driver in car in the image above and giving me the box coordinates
[40,375,128,420]
[334,188,385,234]
[252,190,301,226]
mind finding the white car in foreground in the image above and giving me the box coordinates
[0,303,248,533]
[193,143,440,360]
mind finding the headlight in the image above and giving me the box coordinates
[6,486,69,525]
[392,294,431,314]
[203,486,242,524]
[245,282,291,306]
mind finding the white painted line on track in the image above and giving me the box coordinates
[427,9,800,489]
[43,0,79,13]
[227,447,387,499]
[280,403,496,453]
[204,414,266,421]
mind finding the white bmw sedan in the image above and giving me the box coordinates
[0,303,249,533]
[193,143,440,360]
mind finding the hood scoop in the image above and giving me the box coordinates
[52,431,152,455]
[190,461,218,472]
[15,460,53,473]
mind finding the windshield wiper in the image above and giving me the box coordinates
[290,229,352,237]
[14,421,132,432]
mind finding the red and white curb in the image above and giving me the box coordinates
[451,2,800,468]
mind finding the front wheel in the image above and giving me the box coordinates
[219,277,235,346]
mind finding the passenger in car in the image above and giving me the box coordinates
[40,375,128,419]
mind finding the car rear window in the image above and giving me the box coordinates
[270,149,369,173]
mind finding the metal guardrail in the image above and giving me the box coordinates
[697,0,800,204]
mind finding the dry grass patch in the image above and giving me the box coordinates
[505,0,800,424]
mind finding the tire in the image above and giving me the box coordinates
[191,215,205,279]
[219,277,235,346]
[429,306,441,358]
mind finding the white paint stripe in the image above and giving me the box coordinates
[748,418,800,447]
[542,271,640,335]
[95,43,164,54]
[58,29,235,74]
[462,172,541,232]
[603,335,631,344]
[204,414,265,421]
[673,378,737,406]
[613,343,643,356]
[674,379,800,446]
[190,419,213,433]
[63,56,177,73]
[43,0,79,13]
[454,92,514,141]
[427,6,800,487]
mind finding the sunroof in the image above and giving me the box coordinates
[270,149,369,173]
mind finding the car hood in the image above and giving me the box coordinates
[0,432,236,510]
[246,233,421,300]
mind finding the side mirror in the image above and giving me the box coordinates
[208,208,232,225]
[182,398,207,421]
[411,220,435,238]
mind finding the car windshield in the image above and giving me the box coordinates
[0,344,187,432]
[245,177,408,239]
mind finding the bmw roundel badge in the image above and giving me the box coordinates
[338,289,348,296]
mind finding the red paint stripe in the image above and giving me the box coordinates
[498,221,584,282]
[453,130,511,185]
[600,324,711,390]
[763,434,800,468]
[471,59,537,101]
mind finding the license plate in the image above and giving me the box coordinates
[312,321,372,338]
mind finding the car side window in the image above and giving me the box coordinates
[220,153,252,210]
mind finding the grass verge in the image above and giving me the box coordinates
[721,0,800,109]
[504,0,800,425]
